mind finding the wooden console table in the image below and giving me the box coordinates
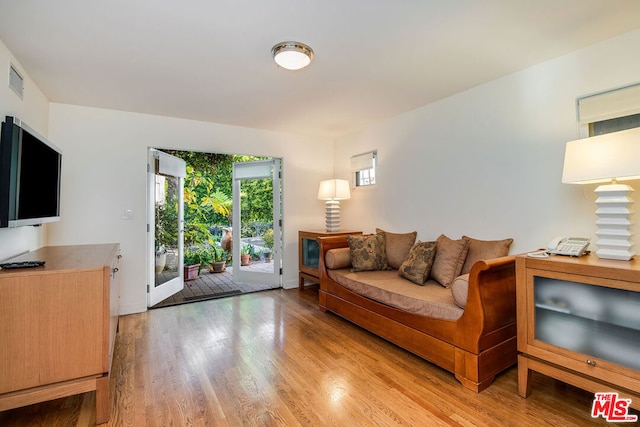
[516,253,640,410]
[0,244,121,424]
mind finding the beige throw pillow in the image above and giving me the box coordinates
[375,228,417,270]
[399,241,437,285]
[460,236,513,274]
[346,234,389,272]
[325,247,351,270]
[430,235,470,288]
[451,274,470,309]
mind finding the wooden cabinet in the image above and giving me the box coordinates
[0,244,121,424]
[298,230,361,289]
[516,253,640,409]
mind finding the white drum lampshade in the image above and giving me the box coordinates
[317,179,350,232]
[562,127,640,260]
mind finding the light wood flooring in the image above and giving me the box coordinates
[0,285,635,426]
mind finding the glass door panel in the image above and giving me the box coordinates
[148,149,186,307]
[232,159,281,287]
[154,174,180,286]
[533,276,640,371]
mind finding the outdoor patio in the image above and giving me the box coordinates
[151,261,278,308]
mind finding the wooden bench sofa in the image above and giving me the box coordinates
[317,233,517,392]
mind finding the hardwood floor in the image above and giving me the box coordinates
[0,286,635,426]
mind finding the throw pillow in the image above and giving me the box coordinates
[375,228,418,270]
[451,274,470,309]
[399,241,437,285]
[430,235,471,288]
[346,234,389,272]
[325,247,351,270]
[460,236,514,274]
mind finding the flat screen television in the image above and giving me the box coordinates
[0,116,62,228]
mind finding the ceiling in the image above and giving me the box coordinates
[1,1,640,138]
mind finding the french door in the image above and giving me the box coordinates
[232,159,282,287]
[147,149,186,307]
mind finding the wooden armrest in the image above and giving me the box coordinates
[317,236,350,286]
[456,256,517,352]
[317,235,350,251]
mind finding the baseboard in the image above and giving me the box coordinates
[282,278,299,290]
[118,302,148,315]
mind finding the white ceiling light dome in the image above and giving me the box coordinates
[271,41,314,70]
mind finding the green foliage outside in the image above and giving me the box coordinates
[262,229,274,249]
[154,193,178,253]
[157,150,275,264]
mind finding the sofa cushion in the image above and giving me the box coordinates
[328,268,463,320]
[460,236,513,274]
[451,274,470,309]
[346,234,389,272]
[325,247,351,270]
[430,235,470,288]
[399,241,437,285]
[375,228,417,270]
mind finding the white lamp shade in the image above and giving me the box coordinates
[317,179,350,200]
[562,127,640,184]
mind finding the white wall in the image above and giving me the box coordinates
[0,39,51,261]
[7,28,640,314]
[335,29,640,255]
[47,104,332,314]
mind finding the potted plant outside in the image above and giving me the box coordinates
[240,243,252,266]
[183,248,201,281]
[210,245,227,273]
[184,247,213,280]
[263,229,274,263]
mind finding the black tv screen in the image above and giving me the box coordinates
[0,116,62,228]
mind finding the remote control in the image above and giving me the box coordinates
[0,260,46,269]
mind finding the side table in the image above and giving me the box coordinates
[298,229,361,289]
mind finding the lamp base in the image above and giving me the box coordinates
[325,200,341,232]
[594,183,635,261]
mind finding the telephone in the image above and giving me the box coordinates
[527,237,590,258]
[547,237,590,257]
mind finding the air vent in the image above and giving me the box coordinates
[8,63,24,99]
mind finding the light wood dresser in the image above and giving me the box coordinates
[0,244,121,424]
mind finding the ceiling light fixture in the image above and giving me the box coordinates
[271,41,314,71]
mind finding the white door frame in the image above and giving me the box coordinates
[147,149,186,307]
[232,158,282,286]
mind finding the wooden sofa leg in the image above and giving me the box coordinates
[455,373,496,393]
[454,342,515,393]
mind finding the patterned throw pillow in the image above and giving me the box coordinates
[399,241,437,285]
[346,234,389,272]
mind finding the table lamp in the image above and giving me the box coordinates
[562,127,640,260]
[317,179,350,232]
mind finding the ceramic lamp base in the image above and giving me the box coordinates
[325,200,341,232]
[594,183,635,260]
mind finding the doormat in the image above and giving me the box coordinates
[151,289,243,309]
[184,290,242,302]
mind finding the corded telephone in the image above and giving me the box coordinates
[527,237,590,258]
